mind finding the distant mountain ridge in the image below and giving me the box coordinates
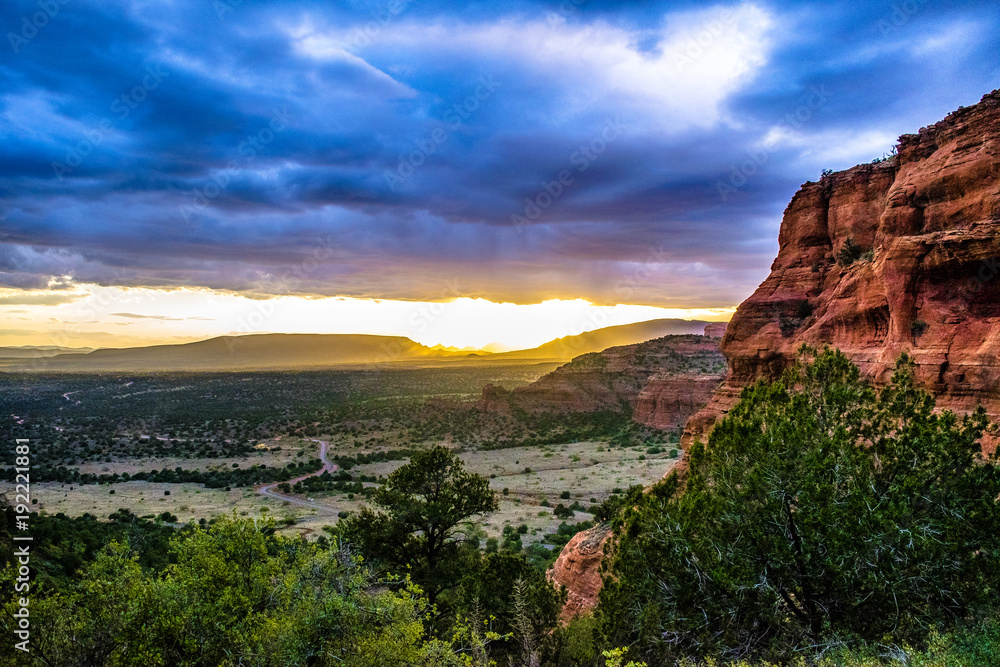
[11,334,448,371]
[0,346,93,359]
[3,319,724,371]
[491,319,714,360]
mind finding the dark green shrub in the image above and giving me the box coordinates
[601,348,1000,663]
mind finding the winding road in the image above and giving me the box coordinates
[256,439,340,515]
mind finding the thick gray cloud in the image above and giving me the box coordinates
[1,0,998,307]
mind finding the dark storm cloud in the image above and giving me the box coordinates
[1,0,998,307]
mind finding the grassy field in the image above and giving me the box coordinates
[72,436,309,476]
[2,368,681,548]
[23,438,678,544]
[346,440,680,541]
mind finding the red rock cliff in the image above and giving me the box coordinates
[633,374,724,431]
[547,523,613,624]
[703,322,728,338]
[478,335,725,423]
[687,90,1000,451]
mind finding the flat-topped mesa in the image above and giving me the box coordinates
[686,89,1000,452]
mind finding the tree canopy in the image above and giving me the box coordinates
[339,446,499,610]
[600,347,1000,663]
[1,515,462,667]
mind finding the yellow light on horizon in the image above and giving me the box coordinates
[0,285,734,351]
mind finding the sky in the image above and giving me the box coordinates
[1,0,998,349]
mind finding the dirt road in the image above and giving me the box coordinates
[256,439,339,515]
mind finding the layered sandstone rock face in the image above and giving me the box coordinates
[478,334,725,422]
[631,324,730,430]
[633,374,724,430]
[687,90,1000,451]
[546,523,613,623]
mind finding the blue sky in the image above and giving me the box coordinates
[1,0,999,347]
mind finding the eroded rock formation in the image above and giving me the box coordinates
[703,322,728,338]
[546,523,613,623]
[478,335,726,423]
[686,90,1000,452]
[633,374,724,431]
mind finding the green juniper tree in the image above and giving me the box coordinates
[600,347,1000,663]
[1,514,463,667]
[339,446,498,616]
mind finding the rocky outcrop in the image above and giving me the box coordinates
[474,383,513,414]
[547,523,613,623]
[703,322,728,338]
[477,335,726,424]
[686,90,1000,452]
[633,374,723,430]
